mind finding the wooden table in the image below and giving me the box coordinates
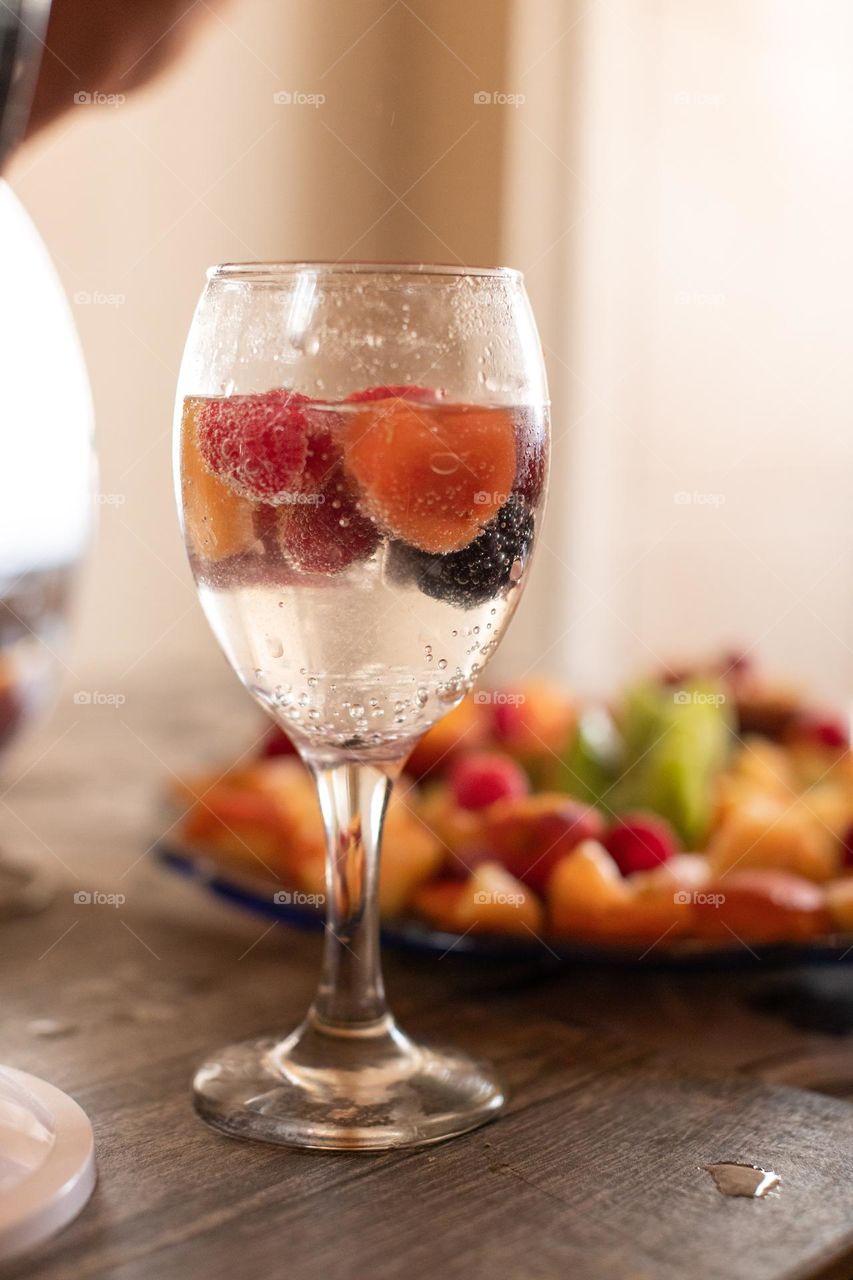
[2,671,853,1280]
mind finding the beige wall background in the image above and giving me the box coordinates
[8,0,516,682]
[547,0,853,701]
[9,0,853,704]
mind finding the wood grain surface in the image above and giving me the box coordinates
[1,673,852,1280]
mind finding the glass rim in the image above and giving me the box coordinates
[208,260,523,283]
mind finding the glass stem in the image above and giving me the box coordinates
[309,760,400,1032]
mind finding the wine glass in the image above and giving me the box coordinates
[175,262,549,1150]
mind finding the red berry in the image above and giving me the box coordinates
[449,752,529,811]
[492,699,524,743]
[259,725,298,758]
[197,389,310,502]
[300,421,341,493]
[278,462,379,574]
[604,812,678,875]
[794,712,848,750]
[482,795,604,892]
[345,384,439,404]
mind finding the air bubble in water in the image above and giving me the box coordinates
[430,453,460,476]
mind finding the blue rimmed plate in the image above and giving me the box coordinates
[154,839,853,969]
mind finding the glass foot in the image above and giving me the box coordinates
[192,1012,505,1151]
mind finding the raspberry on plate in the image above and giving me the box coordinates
[449,751,529,811]
[790,711,849,750]
[197,388,310,503]
[603,812,679,876]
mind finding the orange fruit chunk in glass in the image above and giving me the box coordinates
[342,400,517,554]
[181,397,258,561]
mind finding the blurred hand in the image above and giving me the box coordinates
[27,0,225,135]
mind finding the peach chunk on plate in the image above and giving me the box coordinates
[691,871,830,944]
[547,840,692,945]
[174,759,443,917]
[707,792,840,882]
[413,862,544,938]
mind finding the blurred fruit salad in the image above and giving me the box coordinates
[170,651,853,949]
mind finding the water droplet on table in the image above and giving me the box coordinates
[703,1162,781,1198]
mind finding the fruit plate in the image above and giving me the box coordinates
[154,839,853,969]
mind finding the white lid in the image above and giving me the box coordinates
[0,1067,96,1260]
